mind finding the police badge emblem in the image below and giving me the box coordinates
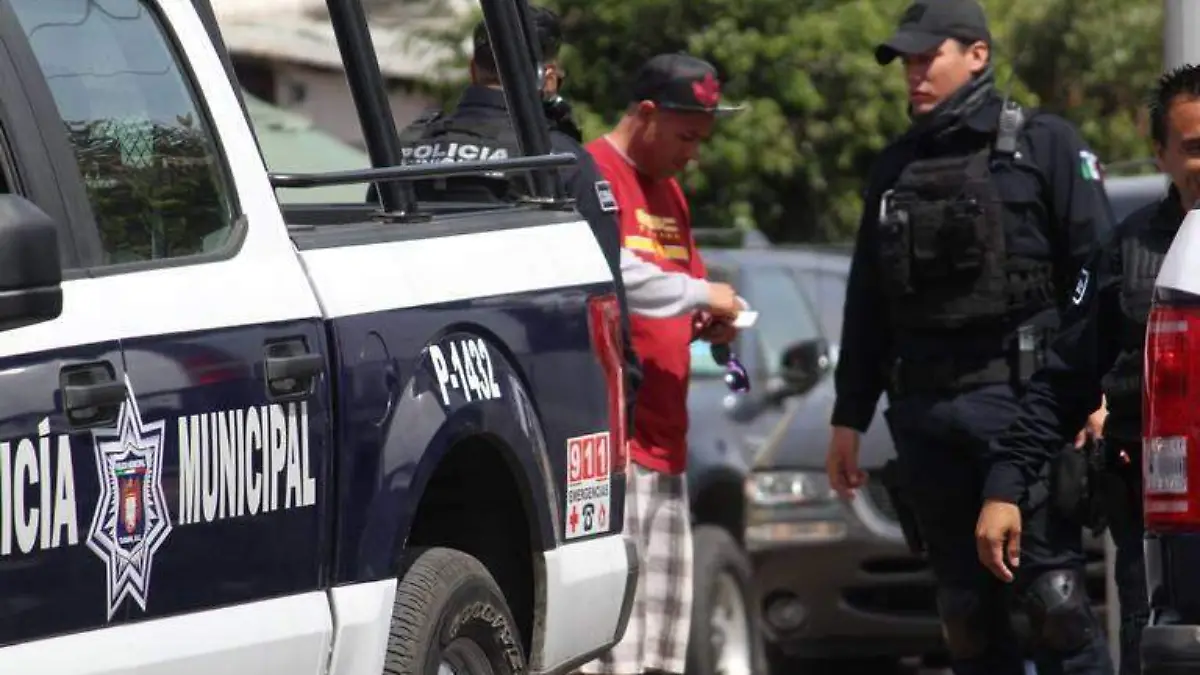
[86,376,171,621]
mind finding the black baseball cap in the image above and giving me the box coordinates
[629,53,745,117]
[875,0,991,66]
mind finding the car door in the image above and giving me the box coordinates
[1,0,334,666]
[0,0,133,647]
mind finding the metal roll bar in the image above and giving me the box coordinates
[193,0,573,220]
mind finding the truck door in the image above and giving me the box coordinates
[4,0,333,648]
[0,0,134,648]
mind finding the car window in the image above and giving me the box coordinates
[1109,192,1161,223]
[802,270,848,343]
[689,340,725,377]
[742,265,822,376]
[12,0,237,266]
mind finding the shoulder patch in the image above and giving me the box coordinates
[1079,150,1104,182]
[595,180,618,213]
[1072,268,1091,305]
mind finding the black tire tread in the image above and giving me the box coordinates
[686,525,762,675]
[383,546,512,675]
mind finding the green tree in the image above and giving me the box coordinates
[417,0,1164,242]
[545,0,1162,243]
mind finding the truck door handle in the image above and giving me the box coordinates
[264,339,323,400]
[60,361,125,428]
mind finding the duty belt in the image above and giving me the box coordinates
[889,326,1048,397]
[889,356,1015,397]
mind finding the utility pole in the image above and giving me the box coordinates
[1164,0,1200,70]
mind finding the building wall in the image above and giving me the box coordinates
[268,61,440,149]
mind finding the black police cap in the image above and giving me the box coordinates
[875,0,991,66]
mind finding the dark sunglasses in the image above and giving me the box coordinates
[710,343,750,393]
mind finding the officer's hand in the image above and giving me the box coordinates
[975,499,1022,583]
[826,426,866,499]
[1074,402,1108,448]
[705,282,740,318]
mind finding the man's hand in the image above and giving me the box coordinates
[975,499,1022,582]
[693,311,738,344]
[1074,400,1108,448]
[705,282,740,319]
[826,426,866,499]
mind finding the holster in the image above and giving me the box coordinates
[1050,436,1110,536]
[1097,441,1140,537]
[888,325,1049,399]
[879,459,925,557]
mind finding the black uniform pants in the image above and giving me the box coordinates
[885,388,1113,675]
[1100,442,1148,675]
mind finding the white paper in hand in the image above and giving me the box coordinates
[732,296,758,328]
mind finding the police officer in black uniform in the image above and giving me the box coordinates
[977,64,1200,675]
[824,1,1117,673]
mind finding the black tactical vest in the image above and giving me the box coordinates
[876,103,1056,331]
[397,110,529,203]
[1100,218,1175,442]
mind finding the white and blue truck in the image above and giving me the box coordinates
[0,0,637,672]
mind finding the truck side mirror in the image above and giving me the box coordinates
[0,195,63,332]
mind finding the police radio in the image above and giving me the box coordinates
[537,63,582,142]
[543,94,581,142]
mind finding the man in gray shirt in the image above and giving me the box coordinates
[622,248,740,318]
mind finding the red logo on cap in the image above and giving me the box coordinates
[692,73,721,108]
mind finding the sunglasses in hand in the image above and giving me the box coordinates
[710,343,749,394]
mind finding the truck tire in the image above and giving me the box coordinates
[385,547,526,675]
[686,525,764,675]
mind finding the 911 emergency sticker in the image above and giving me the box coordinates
[429,337,503,406]
[565,432,612,540]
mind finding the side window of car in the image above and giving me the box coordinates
[11,0,237,266]
[814,272,848,343]
[742,266,822,377]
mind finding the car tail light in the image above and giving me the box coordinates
[1143,305,1200,531]
[587,293,628,474]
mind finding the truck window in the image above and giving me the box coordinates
[11,0,236,265]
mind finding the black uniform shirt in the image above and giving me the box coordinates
[831,93,1116,433]
[982,189,1185,503]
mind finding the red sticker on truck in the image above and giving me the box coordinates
[565,432,611,540]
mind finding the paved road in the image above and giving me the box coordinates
[775,657,1036,675]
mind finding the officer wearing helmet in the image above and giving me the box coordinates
[824,0,1116,673]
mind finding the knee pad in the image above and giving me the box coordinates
[935,586,990,659]
[1022,568,1097,653]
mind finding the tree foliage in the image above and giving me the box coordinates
[415,0,1165,242]
[536,0,1164,243]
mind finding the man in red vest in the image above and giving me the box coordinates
[579,53,743,675]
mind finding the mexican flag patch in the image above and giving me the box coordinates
[1079,150,1104,182]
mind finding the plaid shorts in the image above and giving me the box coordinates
[579,462,693,675]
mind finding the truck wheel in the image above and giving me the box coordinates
[385,547,526,675]
[686,525,763,675]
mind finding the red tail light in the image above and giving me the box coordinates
[587,293,628,474]
[1144,305,1200,531]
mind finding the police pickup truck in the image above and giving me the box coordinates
[1145,194,1200,674]
[0,0,636,673]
